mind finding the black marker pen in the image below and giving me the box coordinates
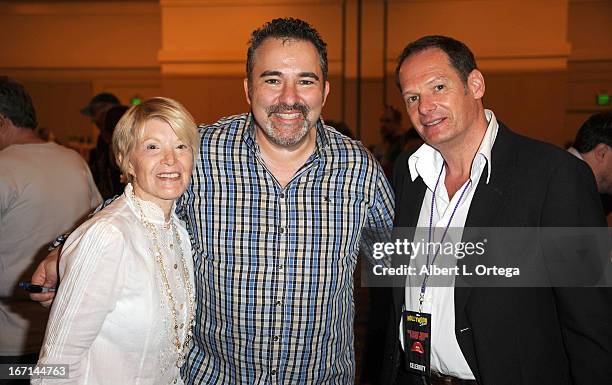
[18,281,56,293]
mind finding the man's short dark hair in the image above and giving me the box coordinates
[573,111,612,153]
[0,76,37,130]
[81,92,120,117]
[246,18,328,85]
[395,35,477,90]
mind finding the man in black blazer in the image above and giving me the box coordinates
[381,36,611,385]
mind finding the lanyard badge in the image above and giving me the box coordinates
[402,310,431,376]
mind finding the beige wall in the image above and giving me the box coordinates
[0,2,161,141]
[565,0,612,145]
[0,0,610,148]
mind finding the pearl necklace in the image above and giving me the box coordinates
[131,191,195,368]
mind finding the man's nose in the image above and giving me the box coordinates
[418,95,436,115]
[279,83,298,106]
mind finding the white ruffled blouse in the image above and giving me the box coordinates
[36,184,194,385]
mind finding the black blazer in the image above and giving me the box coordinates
[381,124,611,385]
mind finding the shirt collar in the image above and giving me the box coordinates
[567,146,584,161]
[408,108,499,186]
[242,112,330,156]
[124,183,177,225]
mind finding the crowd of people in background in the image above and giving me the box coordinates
[0,16,610,385]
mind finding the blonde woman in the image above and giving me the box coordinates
[36,97,199,385]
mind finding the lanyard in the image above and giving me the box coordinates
[418,166,472,312]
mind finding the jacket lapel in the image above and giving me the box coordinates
[456,123,515,310]
[454,124,515,378]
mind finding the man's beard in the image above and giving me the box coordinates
[262,102,311,147]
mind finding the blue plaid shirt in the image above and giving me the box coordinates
[179,113,394,384]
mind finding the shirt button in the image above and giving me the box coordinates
[279,192,285,199]
[275,300,282,306]
[273,335,280,341]
[279,227,285,234]
[277,265,284,271]
[174,263,178,269]
[271,369,277,375]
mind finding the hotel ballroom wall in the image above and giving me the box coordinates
[0,0,610,148]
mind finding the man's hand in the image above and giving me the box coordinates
[30,248,60,307]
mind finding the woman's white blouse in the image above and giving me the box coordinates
[36,184,194,385]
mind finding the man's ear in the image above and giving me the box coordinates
[243,78,252,106]
[593,143,610,164]
[467,69,485,100]
[0,113,9,128]
[321,80,330,106]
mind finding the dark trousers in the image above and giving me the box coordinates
[394,367,478,385]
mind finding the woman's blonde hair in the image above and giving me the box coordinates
[112,97,199,183]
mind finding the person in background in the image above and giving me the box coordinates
[81,92,122,197]
[567,111,612,224]
[35,97,199,385]
[371,105,422,178]
[0,77,101,385]
[80,92,120,138]
[91,104,130,199]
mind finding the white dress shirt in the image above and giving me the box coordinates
[36,184,194,385]
[401,109,499,379]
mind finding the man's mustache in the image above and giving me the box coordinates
[266,103,309,117]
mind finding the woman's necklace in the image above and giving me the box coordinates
[131,191,195,368]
